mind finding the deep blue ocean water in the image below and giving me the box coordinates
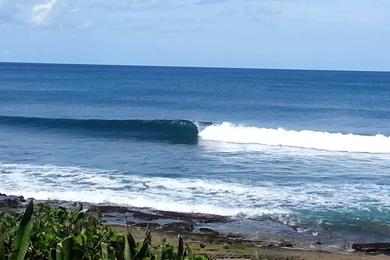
[1,62,390,245]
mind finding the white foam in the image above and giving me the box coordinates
[198,122,390,154]
[1,163,389,220]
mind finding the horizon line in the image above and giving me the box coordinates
[0,61,389,74]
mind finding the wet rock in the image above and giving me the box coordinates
[132,211,164,221]
[352,243,390,253]
[154,210,230,223]
[163,221,194,232]
[88,205,129,213]
[87,204,231,225]
[0,193,25,209]
[226,233,241,239]
[279,242,293,248]
[133,222,161,228]
[267,243,277,248]
[199,227,220,235]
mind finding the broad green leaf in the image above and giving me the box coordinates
[101,242,109,260]
[56,247,63,260]
[9,200,34,260]
[124,236,132,260]
[61,237,73,260]
[0,238,5,260]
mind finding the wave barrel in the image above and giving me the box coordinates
[0,116,199,144]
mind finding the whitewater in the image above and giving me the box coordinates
[199,122,390,154]
[2,162,389,225]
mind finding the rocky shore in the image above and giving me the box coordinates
[1,193,389,259]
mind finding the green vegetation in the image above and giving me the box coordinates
[0,200,208,260]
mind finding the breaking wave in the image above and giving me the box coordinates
[0,115,200,143]
[199,122,390,154]
[1,115,389,153]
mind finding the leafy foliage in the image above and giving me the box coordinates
[0,201,208,260]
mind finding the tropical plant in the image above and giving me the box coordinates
[0,201,208,260]
[0,200,33,260]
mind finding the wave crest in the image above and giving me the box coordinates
[0,115,199,143]
[2,115,390,153]
[199,122,390,154]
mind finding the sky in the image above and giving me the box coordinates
[0,0,389,71]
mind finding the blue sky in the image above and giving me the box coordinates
[0,0,389,71]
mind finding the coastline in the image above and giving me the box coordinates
[1,193,389,259]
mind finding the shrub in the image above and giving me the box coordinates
[0,200,208,260]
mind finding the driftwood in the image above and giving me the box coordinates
[352,243,390,253]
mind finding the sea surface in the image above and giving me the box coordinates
[1,62,390,245]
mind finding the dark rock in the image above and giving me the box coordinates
[199,227,219,235]
[352,243,390,253]
[163,221,194,232]
[154,210,230,223]
[267,243,277,248]
[226,233,241,239]
[133,212,163,221]
[88,205,129,213]
[87,205,230,224]
[133,222,161,228]
[279,242,293,248]
[0,194,25,209]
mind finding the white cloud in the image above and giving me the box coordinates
[30,0,60,26]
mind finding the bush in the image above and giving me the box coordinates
[0,200,208,260]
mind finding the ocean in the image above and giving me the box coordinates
[1,62,390,246]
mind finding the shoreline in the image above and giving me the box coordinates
[1,193,389,259]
